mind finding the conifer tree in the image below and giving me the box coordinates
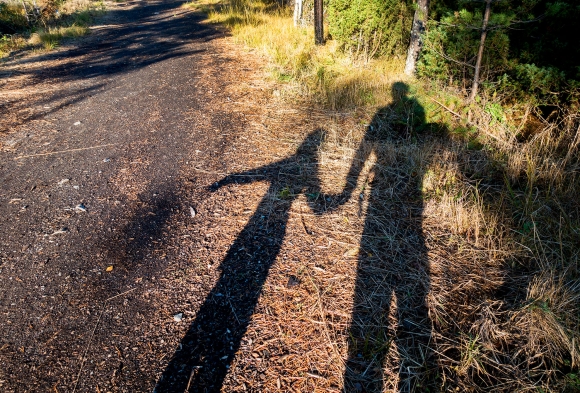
[328,0,413,60]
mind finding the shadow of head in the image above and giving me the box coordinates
[369,80,449,140]
[295,128,324,158]
[392,81,410,99]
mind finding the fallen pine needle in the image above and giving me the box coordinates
[71,287,138,393]
[14,144,116,160]
[71,307,105,393]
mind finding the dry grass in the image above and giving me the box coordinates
[0,34,28,57]
[244,102,579,392]
[185,1,580,391]
[29,24,89,49]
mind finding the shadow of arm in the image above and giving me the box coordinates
[308,138,372,214]
[209,160,287,192]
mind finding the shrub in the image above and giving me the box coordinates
[417,9,510,86]
[327,0,413,60]
[0,1,29,34]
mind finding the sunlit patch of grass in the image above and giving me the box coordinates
[0,34,27,57]
[230,10,405,110]
[186,0,405,110]
[30,24,89,49]
[182,0,222,13]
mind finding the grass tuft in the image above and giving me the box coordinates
[30,24,89,49]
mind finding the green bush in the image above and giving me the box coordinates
[328,0,413,59]
[417,1,580,106]
[417,9,510,84]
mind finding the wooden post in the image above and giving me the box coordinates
[314,0,324,45]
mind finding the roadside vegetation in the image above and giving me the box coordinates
[186,0,579,391]
[0,0,105,57]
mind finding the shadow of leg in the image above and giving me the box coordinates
[343,257,393,392]
[155,191,293,393]
[394,246,433,393]
[343,216,435,393]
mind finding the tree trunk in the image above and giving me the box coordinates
[314,0,324,45]
[21,0,30,24]
[469,0,492,101]
[404,0,430,75]
[293,0,303,27]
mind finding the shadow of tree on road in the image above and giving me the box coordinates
[0,0,223,132]
[6,0,222,82]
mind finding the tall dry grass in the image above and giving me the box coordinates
[29,23,89,49]
[316,98,579,391]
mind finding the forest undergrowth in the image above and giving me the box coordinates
[186,0,580,391]
[0,0,105,57]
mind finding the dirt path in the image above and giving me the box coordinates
[0,1,319,391]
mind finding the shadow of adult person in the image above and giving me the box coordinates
[335,82,439,392]
[154,131,325,392]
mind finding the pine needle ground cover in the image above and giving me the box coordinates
[181,0,580,391]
